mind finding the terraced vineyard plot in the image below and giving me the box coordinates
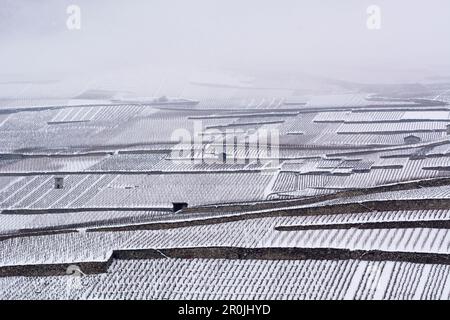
[0,174,118,209]
[0,156,105,173]
[1,88,450,300]
[87,172,274,207]
[1,259,448,300]
[0,210,170,235]
[337,122,450,134]
[88,154,167,171]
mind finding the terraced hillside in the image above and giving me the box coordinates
[1,90,450,300]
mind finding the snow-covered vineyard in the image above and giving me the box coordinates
[1,87,450,300]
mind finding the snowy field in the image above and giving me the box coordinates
[1,87,450,300]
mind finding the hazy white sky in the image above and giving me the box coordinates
[1,0,449,85]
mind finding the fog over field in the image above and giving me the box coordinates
[1,0,450,97]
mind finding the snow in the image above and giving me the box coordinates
[2,90,450,299]
[402,111,450,121]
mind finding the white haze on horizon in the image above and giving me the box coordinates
[1,0,449,98]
